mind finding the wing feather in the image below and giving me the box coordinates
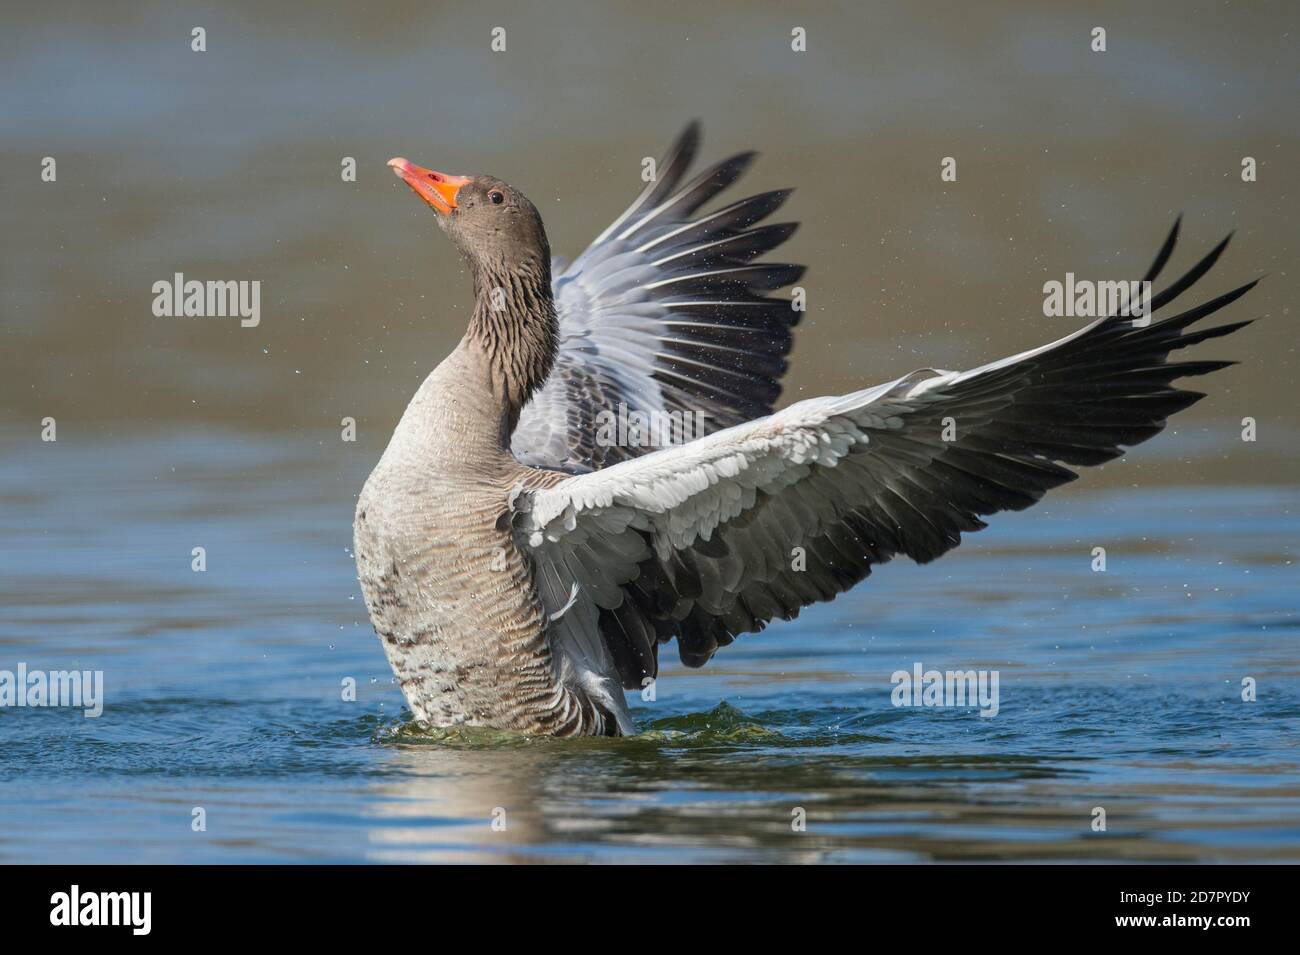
[515,222,1256,688]
[512,123,804,473]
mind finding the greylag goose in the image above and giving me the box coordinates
[355,122,1255,737]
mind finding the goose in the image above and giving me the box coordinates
[355,122,1255,737]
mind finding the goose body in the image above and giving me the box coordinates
[356,124,1254,737]
[355,341,627,734]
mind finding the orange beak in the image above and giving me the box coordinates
[387,158,471,215]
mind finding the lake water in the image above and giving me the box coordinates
[0,430,1295,863]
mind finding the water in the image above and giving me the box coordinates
[0,431,1295,863]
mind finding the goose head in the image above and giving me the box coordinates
[387,155,559,414]
[387,157,550,273]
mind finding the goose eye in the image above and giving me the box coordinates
[488,190,505,205]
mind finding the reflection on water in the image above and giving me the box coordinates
[0,432,1295,862]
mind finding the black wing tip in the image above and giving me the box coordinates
[1146,218,1233,290]
[1143,214,1183,283]
[1166,213,1184,245]
[775,263,808,285]
[1217,278,1260,309]
[713,150,760,174]
[1146,225,1242,314]
[658,121,702,177]
[744,188,797,220]
[676,119,702,150]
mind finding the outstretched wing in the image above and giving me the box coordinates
[514,220,1256,688]
[511,121,804,473]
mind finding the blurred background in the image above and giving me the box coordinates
[2,0,1296,483]
[0,1,1296,863]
